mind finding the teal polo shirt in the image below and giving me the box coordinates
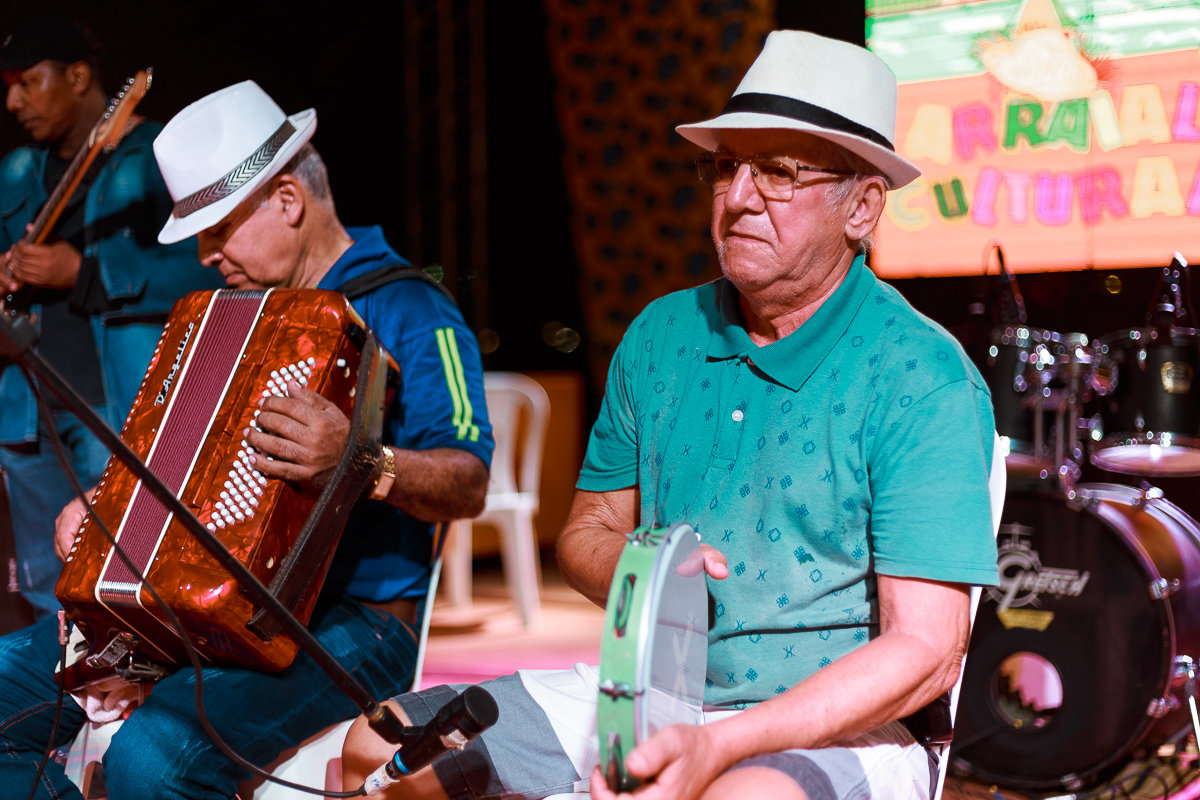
[578,255,1000,708]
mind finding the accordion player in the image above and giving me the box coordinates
[55,288,399,686]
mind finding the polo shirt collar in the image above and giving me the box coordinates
[707,255,875,392]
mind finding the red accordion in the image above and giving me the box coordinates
[55,289,397,683]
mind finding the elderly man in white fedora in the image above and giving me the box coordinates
[343,31,1000,800]
[0,81,493,799]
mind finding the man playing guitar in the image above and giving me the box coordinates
[0,17,219,616]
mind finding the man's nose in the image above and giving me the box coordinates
[6,85,21,114]
[723,162,765,213]
[196,235,222,268]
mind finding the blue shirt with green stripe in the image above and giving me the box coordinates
[579,255,1000,708]
[320,226,493,602]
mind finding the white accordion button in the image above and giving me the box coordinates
[207,523,216,531]
[307,357,316,366]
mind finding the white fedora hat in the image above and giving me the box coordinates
[154,81,317,244]
[676,31,919,189]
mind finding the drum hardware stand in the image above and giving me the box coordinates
[0,310,410,744]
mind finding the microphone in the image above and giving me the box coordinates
[362,685,499,795]
[992,241,1027,326]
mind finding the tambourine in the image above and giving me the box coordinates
[597,523,708,792]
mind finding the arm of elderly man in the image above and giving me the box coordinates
[559,488,971,800]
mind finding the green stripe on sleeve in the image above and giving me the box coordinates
[444,329,479,441]
[435,328,467,440]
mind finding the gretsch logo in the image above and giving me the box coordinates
[155,322,194,406]
[985,523,1089,618]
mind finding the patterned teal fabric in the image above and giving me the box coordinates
[578,256,1000,708]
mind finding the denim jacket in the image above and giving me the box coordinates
[0,120,222,443]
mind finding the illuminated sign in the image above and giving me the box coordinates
[867,0,1200,277]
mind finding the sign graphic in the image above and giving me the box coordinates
[867,0,1200,276]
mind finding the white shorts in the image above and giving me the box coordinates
[392,664,936,800]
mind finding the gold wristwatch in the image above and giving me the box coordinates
[369,446,396,500]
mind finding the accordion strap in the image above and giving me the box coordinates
[245,328,393,642]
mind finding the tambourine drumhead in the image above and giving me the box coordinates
[598,523,707,791]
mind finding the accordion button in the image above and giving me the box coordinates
[234,512,244,521]
[215,518,226,528]
[271,370,281,379]
[300,377,308,386]
[336,358,346,367]
[247,509,255,519]
[215,502,225,510]
[254,487,263,496]
[225,481,234,490]
[207,523,217,531]
[308,358,316,366]
[262,390,271,397]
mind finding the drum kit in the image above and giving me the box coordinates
[953,251,1200,791]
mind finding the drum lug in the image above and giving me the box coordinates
[1173,655,1196,685]
[598,679,637,701]
[1147,694,1181,717]
[1150,577,1180,599]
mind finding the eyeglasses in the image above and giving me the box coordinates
[695,152,857,200]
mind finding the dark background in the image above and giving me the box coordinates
[2,0,1189,500]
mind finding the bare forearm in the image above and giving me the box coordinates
[707,629,958,768]
[556,524,628,607]
[556,487,639,607]
[378,447,488,522]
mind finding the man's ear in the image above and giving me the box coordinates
[65,62,92,96]
[844,176,887,244]
[274,174,306,228]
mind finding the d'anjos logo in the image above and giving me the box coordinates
[985,523,1090,630]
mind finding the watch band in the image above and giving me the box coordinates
[369,446,396,500]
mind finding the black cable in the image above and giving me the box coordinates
[22,368,366,798]
[24,629,67,800]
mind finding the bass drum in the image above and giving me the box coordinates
[951,485,1200,790]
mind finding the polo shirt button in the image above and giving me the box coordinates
[732,410,744,422]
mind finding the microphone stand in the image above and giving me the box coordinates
[0,311,409,744]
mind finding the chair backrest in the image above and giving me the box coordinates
[483,372,551,496]
[933,431,1007,800]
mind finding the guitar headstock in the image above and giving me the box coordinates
[94,68,153,150]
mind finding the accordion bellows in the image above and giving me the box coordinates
[56,289,396,678]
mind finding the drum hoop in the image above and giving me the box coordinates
[597,523,703,790]
[1078,484,1178,711]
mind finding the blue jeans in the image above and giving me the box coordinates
[0,405,111,617]
[0,597,417,800]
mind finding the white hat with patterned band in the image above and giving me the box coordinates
[154,80,316,244]
[676,31,920,189]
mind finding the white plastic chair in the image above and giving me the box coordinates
[64,555,446,799]
[930,431,1007,800]
[443,372,550,629]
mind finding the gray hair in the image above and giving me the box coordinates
[271,142,334,205]
[807,138,885,252]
